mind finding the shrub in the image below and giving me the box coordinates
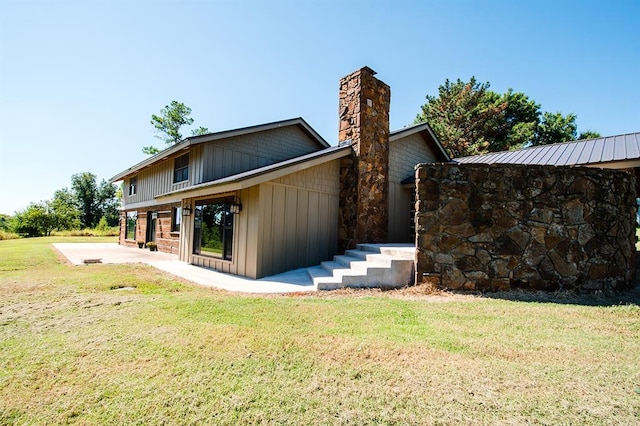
[0,230,20,240]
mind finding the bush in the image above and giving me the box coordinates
[96,216,110,232]
[51,227,119,237]
[0,230,20,240]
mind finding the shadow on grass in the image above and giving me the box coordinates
[466,285,640,307]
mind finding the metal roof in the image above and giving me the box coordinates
[455,132,640,168]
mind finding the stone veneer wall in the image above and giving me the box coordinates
[337,66,391,251]
[415,163,637,292]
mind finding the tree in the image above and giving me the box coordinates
[577,130,601,140]
[143,101,209,155]
[191,126,210,136]
[415,77,597,157]
[414,77,507,157]
[0,214,11,231]
[50,189,81,231]
[11,202,56,237]
[533,112,577,146]
[97,179,119,226]
[71,172,99,228]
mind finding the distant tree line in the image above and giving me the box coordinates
[415,77,600,158]
[3,172,119,237]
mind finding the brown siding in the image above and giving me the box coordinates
[123,153,191,208]
[197,126,321,184]
[256,160,340,277]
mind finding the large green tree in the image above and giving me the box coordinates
[97,179,120,226]
[70,172,120,228]
[71,172,99,228]
[143,101,209,155]
[415,77,597,157]
[49,189,81,231]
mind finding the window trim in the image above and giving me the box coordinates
[125,211,137,240]
[192,197,234,261]
[171,207,182,233]
[128,177,137,196]
[173,153,189,183]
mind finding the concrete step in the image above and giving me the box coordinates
[357,243,416,259]
[308,244,416,291]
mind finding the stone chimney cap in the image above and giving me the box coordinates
[359,66,377,76]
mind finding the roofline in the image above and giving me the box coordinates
[155,145,352,202]
[390,121,451,162]
[184,117,329,149]
[110,117,329,183]
[456,131,640,165]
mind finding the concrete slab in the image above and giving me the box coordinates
[53,243,316,294]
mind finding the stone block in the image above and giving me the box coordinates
[438,198,467,226]
[491,278,511,292]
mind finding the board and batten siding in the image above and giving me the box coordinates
[178,187,260,278]
[179,159,340,279]
[256,160,340,277]
[192,126,322,185]
[123,151,191,208]
[388,133,437,242]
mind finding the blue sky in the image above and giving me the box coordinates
[1,0,638,215]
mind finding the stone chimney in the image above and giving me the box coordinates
[337,66,391,251]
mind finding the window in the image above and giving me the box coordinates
[172,207,182,232]
[126,211,137,240]
[174,153,189,183]
[128,177,137,196]
[193,198,234,261]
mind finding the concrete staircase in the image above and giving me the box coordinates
[307,244,415,291]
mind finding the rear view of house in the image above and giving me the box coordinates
[111,67,450,279]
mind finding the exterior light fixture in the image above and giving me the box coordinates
[182,205,192,216]
[230,198,242,214]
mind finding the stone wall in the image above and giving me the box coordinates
[415,163,637,292]
[337,66,391,251]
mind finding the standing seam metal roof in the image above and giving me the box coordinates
[455,132,640,166]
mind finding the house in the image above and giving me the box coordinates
[110,67,450,279]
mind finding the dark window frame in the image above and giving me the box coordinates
[193,197,234,261]
[128,177,137,196]
[171,207,182,233]
[126,211,137,240]
[173,153,189,183]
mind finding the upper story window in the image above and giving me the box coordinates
[128,177,137,196]
[174,153,189,183]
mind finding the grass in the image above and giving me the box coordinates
[1,237,639,424]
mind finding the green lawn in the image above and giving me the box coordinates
[1,237,639,424]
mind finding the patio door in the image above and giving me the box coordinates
[146,211,157,243]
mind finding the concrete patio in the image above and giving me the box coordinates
[53,243,316,294]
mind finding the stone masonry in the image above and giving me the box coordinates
[415,163,637,292]
[338,67,391,251]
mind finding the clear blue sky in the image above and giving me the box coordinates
[1,0,638,215]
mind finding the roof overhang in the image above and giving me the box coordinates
[110,117,329,183]
[155,145,352,202]
[390,122,451,162]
